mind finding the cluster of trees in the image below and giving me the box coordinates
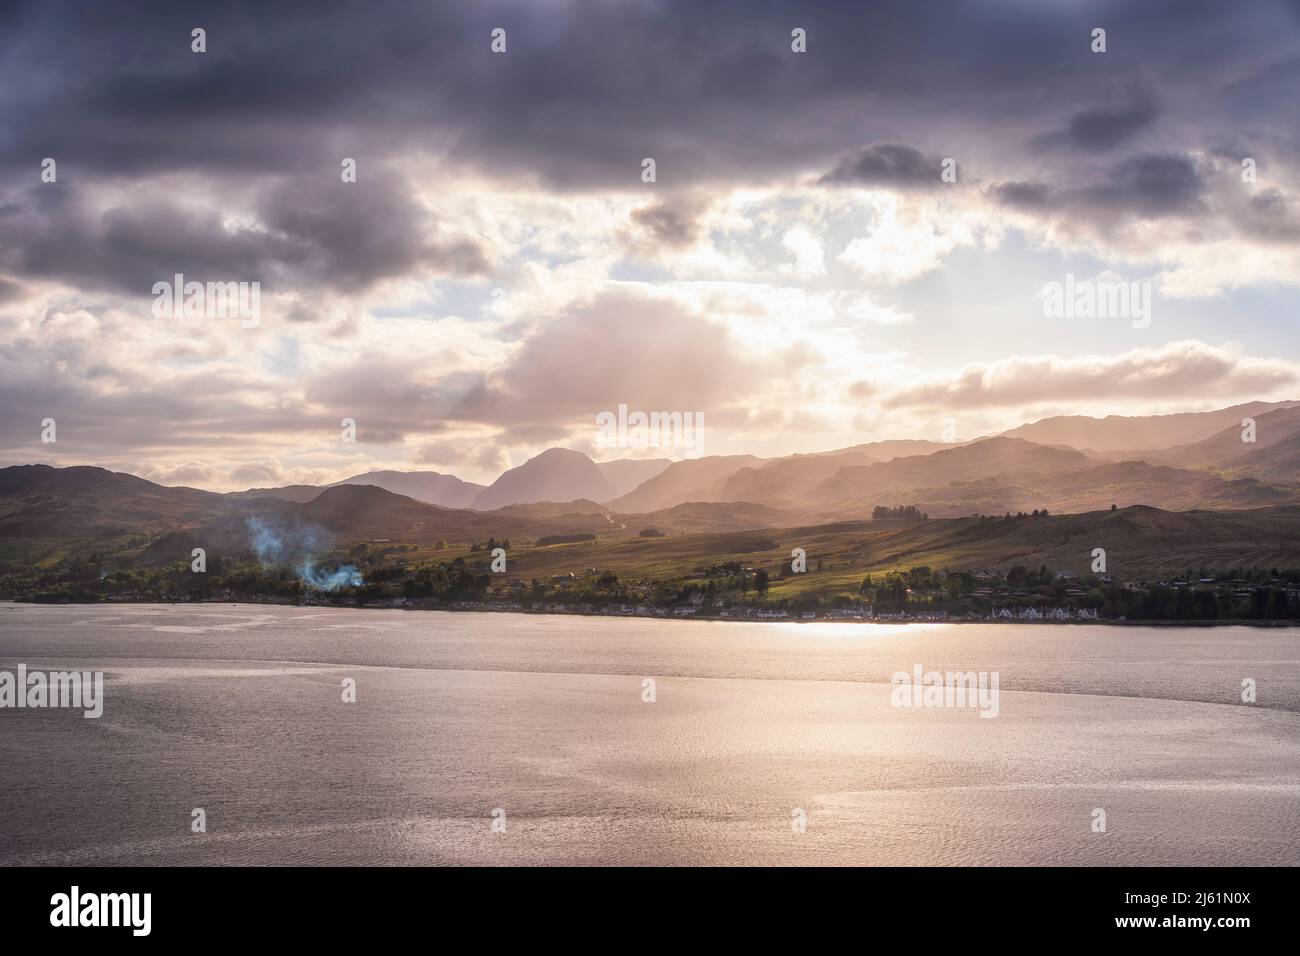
[848,564,1300,621]
[1005,564,1056,587]
[871,505,929,521]
[16,559,305,603]
[1103,584,1296,620]
[858,567,976,610]
[535,534,596,547]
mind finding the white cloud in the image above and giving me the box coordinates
[837,191,988,284]
[780,226,826,278]
[882,340,1299,410]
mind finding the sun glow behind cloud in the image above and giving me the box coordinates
[1,1,1299,488]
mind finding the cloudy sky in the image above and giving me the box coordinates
[3,0,1300,490]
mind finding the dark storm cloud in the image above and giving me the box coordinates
[0,0,1297,295]
[0,173,486,296]
[1035,98,1159,153]
[0,277,27,304]
[1075,152,1209,218]
[817,144,945,190]
[991,151,1210,229]
[256,174,489,290]
[993,181,1054,212]
[630,202,700,248]
[0,186,284,294]
[1,0,1292,186]
[1231,187,1300,242]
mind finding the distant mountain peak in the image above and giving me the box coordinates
[473,447,618,510]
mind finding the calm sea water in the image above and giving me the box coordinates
[1,602,1297,866]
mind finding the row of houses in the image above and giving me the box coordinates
[990,607,1100,621]
[406,600,1102,622]
[720,607,791,620]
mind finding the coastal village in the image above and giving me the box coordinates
[13,535,1300,623]
[70,562,1295,624]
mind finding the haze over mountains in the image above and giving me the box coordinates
[285,402,1295,518]
[330,470,485,509]
[5,401,1299,569]
[1142,405,1300,481]
[311,455,673,510]
[1001,400,1300,454]
[307,400,1300,515]
[473,448,618,510]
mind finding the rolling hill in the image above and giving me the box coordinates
[427,504,1300,594]
[810,437,1090,505]
[1143,405,1300,480]
[5,464,1300,600]
[0,466,614,565]
[140,485,621,567]
[804,437,1295,515]
[606,455,764,512]
[329,469,486,508]
[717,440,950,504]
[0,465,227,560]
[224,484,325,503]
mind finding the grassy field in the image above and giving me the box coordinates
[401,505,1300,598]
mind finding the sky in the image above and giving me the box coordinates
[2,0,1300,490]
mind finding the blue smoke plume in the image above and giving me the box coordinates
[299,558,364,591]
[244,516,362,591]
[246,515,290,564]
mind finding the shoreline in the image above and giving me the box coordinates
[5,598,1299,627]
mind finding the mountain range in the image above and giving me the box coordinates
[249,454,676,510]
[270,401,1298,515]
[4,400,1298,570]
[313,400,1299,515]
